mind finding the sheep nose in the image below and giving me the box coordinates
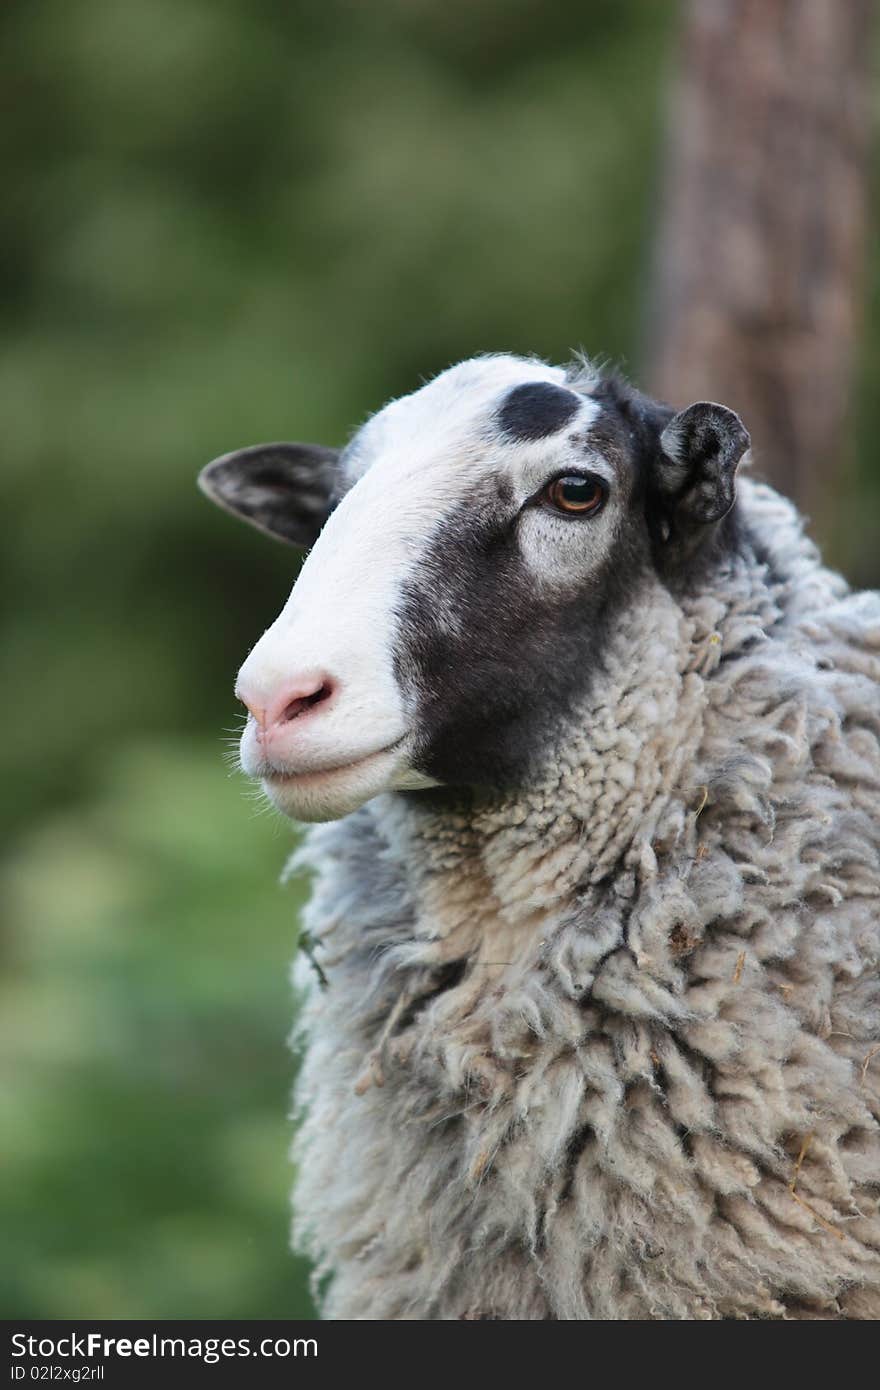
[235,672,336,734]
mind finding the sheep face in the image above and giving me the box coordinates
[200,354,748,821]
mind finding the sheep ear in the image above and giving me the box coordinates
[198,442,339,547]
[657,402,750,528]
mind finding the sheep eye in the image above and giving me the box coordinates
[543,474,606,516]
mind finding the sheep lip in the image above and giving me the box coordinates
[260,739,406,784]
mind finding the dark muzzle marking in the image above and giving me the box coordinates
[497,382,582,442]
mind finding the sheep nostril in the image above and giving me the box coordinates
[280,681,334,724]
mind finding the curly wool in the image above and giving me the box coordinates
[289,480,880,1320]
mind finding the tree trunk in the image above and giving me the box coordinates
[647,0,873,524]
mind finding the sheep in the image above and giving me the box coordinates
[199,353,880,1320]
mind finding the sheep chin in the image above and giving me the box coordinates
[260,744,434,823]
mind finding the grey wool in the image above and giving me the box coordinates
[289,480,880,1320]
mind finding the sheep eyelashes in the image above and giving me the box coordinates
[201,353,880,1319]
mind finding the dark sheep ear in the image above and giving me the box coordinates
[657,402,750,527]
[198,442,340,547]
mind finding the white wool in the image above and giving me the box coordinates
[287,480,880,1320]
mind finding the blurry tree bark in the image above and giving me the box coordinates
[647,0,874,521]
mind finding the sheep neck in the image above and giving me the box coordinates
[381,582,724,979]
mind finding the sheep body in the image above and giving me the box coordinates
[290,479,880,1320]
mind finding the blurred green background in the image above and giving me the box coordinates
[2,0,876,1319]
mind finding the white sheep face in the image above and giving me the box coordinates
[199,354,748,821]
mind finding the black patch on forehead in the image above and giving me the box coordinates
[497,381,581,442]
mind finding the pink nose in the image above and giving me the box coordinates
[235,671,336,734]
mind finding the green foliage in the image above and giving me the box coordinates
[2,740,314,1316]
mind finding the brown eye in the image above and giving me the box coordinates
[544,474,606,516]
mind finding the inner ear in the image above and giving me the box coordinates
[198,442,340,547]
[657,402,750,528]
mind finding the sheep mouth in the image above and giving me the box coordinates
[259,738,407,786]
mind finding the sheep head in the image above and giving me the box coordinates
[199,355,749,821]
